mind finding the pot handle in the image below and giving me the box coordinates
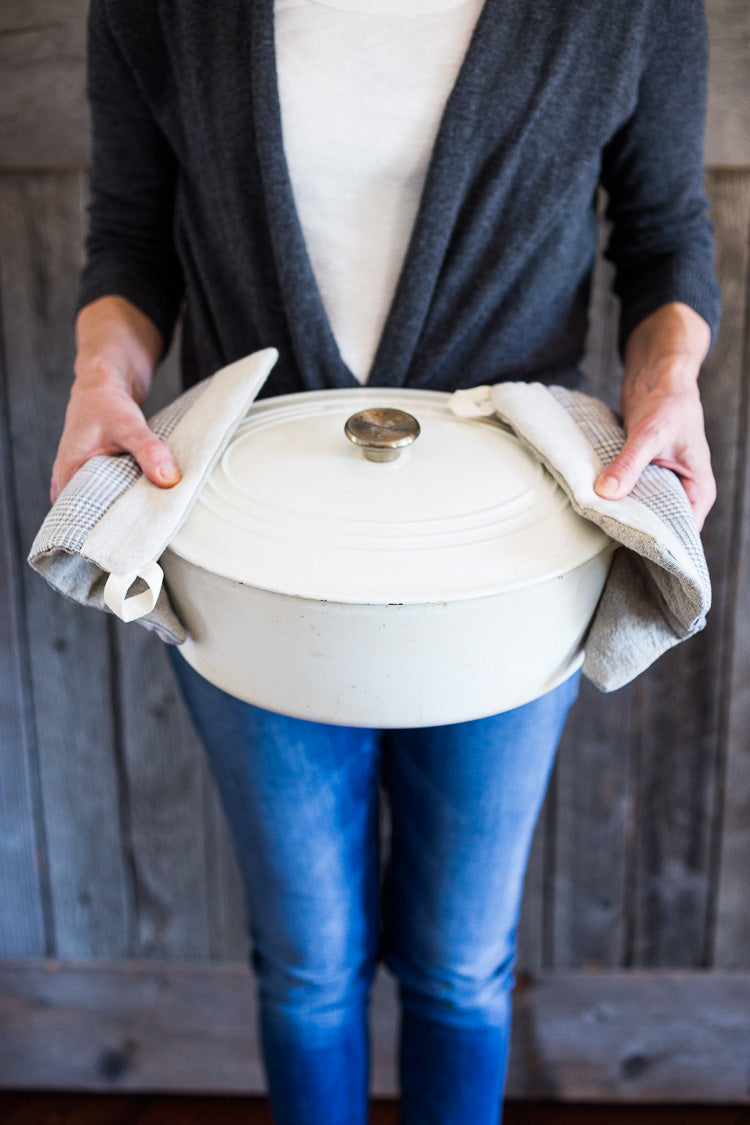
[103,560,164,623]
[345,408,420,462]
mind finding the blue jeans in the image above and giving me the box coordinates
[170,651,579,1125]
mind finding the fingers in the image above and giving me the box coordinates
[594,436,657,503]
[676,466,716,531]
[127,428,182,489]
[50,391,181,504]
[50,433,180,503]
[594,431,716,530]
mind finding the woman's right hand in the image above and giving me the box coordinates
[50,296,181,503]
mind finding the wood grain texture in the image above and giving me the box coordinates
[624,170,748,968]
[1,962,749,1102]
[0,0,89,170]
[712,170,750,968]
[0,244,47,958]
[551,679,638,970]
[509,971,750,1103]
[579,215,622,409]
[629,650,719,967]
[551,210,636,970]
[0,0,747,171]
[200,759,250,963]
[114,626,249,962]
[114,341,250,963]
[0,2,747,1098]
[516,800,548,972]
[0,172,131,958]
[706,0,750,167]
[114,625,214,960]
[549,173,750,972]
[110,340,214,960]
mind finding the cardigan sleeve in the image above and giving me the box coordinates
[76,0,185,351]
[600,0,720,353]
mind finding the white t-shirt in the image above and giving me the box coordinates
[275,0,483,382]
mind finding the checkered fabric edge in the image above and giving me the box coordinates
[549,385,711,597]
[28,381,207,560]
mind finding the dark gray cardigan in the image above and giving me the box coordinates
[78,0,720,398]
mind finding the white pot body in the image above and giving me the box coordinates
[163,387,615,727]
[162,546,614,727]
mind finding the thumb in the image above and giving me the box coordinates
[130,429,181,488]
[594,439,653,502]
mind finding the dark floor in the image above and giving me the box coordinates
[0,1095,749,1125]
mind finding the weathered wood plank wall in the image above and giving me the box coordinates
[1,0,749,1098]
[2,963,750,1101]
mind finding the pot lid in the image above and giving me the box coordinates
[168,388,611,604]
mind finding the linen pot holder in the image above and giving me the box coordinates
[30,359,710,693]
[450,382,711,692]
[28,348,278,643]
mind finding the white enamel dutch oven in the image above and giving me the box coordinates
[162,388,614,727]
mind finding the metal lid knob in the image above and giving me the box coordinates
[345,408,420,462]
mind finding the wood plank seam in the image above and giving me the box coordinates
[2,962,749,1101]
[106,617,139,957]
[0,246,55,957]
[703,174,750,966]
[619,677,644,970]
[541,761,559,968]
[3,171,133,956]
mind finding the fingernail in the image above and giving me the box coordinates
[156,464,180,485]
[596,473,619,497]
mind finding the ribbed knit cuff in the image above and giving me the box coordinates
[617,257,721,357]
[76,265,183,355]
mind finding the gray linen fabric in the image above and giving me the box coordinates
[28,348,278,642]
[450,383,711,691]
[30,365,710,692]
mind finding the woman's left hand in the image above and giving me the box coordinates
[594,302,715,530]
